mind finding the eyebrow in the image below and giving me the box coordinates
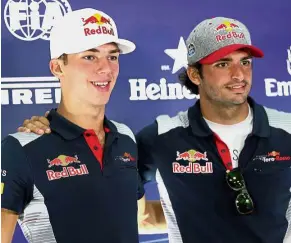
[216,56,253,62]
[86,48,121,54]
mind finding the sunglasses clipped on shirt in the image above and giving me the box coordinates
[226,168,254,215]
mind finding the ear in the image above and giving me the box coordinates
[49,59,65,79]
[187,66,201,86]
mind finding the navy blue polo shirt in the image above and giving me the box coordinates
[1,110,144,243]
[137,98,291,243]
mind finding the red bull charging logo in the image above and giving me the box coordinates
[46,155,89,181]
[268,151,280,157]
[215,21,239,32]
[176,149,208,162]
[82,13,114,37]
[47,154,80,167]
[173,150,213,174]
[215,20,244,43]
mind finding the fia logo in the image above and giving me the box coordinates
[4,0,72,41]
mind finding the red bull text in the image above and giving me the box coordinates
[46,164,89,181]
[46,155,88,181]
[216,32,245,43]
[84,26,114,37]
[172,162,213,174]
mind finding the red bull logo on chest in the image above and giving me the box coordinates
[46,154,89,181]
[82,13,115,37]
[176,149,208,162]
[173,149,213,174]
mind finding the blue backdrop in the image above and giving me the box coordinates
[1,0,291,242]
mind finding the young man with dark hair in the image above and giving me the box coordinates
[1,8,165,243]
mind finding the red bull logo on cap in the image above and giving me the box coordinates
[215,21,240,32]
[214,20,244,43]
[46,154,89,181]
[82,13,115,37]
[82,13,112,26]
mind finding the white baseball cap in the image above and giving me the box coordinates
[50,8,136,59]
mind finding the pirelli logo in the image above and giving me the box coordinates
[1,76,61,105]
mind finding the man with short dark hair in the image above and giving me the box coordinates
[137,17,291,243]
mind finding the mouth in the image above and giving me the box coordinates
[226,83,247,93]
[91,81,110,87]
[90,81,111,92]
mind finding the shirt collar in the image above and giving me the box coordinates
[48,109,117,140]
[188,97,270,137]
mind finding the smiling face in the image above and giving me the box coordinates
[188,49,253,107]
[50,43,120,108]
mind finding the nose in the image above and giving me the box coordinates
[96,57,112,74]
[231,65,244,82]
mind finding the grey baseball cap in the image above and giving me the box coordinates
[186,17,264,65]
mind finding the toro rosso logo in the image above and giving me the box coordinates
[82,13,114,37]
[115,152,136,163]
[46,155,89,181]
[253,151,291,163]
[173,149,213,174]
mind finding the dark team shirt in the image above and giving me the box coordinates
[2,110,144,243]
[137,98,291,243]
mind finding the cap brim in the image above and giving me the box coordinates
[199,44,264,64]
[114,39,136,54]
[55,38,136,58]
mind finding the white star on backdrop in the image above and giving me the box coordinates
[164,36,188,74]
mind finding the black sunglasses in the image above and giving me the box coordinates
[226,168,254,214]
